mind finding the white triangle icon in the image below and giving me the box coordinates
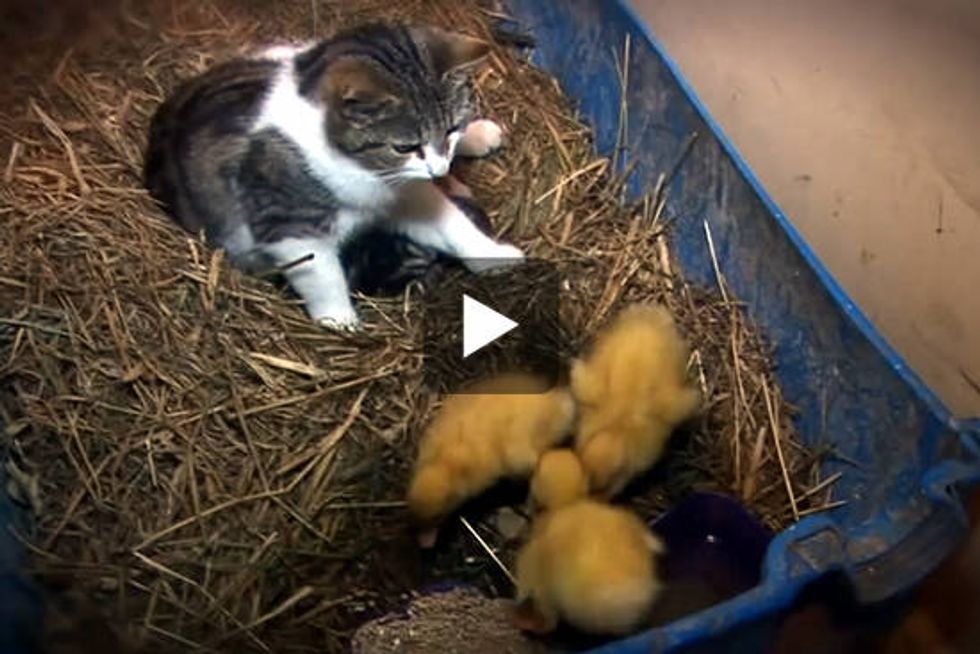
[462,294,519,358]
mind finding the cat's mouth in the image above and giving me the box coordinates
[372,169,436,186]
[394,150,453,182]
[386,169,448,184]
[424,161,451,178]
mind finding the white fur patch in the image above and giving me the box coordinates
[332,207,367,243]
[421,145,450,178]
[253,62,395,210]
[447,131,462,158]
[400,153,432,180]
[398,188,525,265]
[400,132,464,181]
[254,43,311,61]
[221,223,257,261]
[260,235,359,327]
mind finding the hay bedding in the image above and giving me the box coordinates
[0,0,835,652]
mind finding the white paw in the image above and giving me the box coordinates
[456,119,504,158]
[466,243,525,273]
[314,308,361,332]
[492,243,525,260]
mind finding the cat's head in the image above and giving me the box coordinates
[311,24,489,183]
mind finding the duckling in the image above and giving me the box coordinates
[529,448,589,511]
[514,450,665,636]
[407,372,576,547]
[571,304,701,497]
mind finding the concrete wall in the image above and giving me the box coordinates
[633,0,980,416]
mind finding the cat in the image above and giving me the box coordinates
[144,22,523,330]
[340,174,494,296]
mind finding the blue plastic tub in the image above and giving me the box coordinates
[499,0,980,651]
[1,1,978,652]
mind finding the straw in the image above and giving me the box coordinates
[459,516,517,587]
[0,1,830,651]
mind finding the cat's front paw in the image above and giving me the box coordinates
[466,243,525,273]
[456,119,504,158]
[315,308,361,333]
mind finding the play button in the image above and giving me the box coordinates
[462,294,519,358]
[420,257,564,394]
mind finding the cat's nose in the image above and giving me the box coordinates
[421,145,450,178]
[426,157,450,178]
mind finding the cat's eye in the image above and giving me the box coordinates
[392,143,422,155]
[446,123,464,136]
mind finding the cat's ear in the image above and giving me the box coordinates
[323,58,399,123]
[411,26,490,78]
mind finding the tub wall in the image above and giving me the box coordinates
[632,0,980,417]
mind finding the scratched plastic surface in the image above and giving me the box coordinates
[648,493,771,628]
[500,1,980,652]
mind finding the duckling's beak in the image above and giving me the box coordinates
[417,526,439,549]
[512,598,557,635]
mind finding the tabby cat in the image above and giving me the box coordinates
[144,23,522,329]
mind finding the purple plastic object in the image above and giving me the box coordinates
[356,494,773,649]
[648,492,773,626]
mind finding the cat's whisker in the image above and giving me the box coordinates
[374,170,422,183]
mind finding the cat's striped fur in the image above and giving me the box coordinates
[145,23,521,329]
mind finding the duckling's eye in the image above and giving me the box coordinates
[392,143,422,155]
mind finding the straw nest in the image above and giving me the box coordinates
[1,1,837,652]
